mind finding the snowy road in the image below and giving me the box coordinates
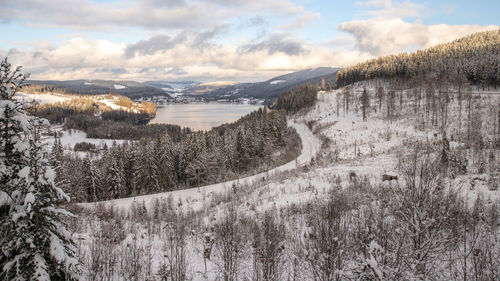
[83,120,321,212]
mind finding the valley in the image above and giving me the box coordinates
[1,12,499,280]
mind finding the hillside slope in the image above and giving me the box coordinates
[75,81,499,280]
[28,79,168,99]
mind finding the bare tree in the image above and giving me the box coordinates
[361,87,370,122]
[301,187,351,281]
[213,204,245,281]
[376,86,384,112]
[392,141,463,279]
[161,215,188,281]
[252,211,286,281]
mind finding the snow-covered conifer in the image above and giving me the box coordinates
[0,58,81,280]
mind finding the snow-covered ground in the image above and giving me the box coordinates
[270,79,286,85]
[44,126,127,155]
[74,82,499,281]
[99,98,125,110]
[15,92,70,104]
[113,84,126,89]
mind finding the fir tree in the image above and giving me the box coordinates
[0,58,80,280]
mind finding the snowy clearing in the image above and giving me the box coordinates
[15,92,70,104]
[44,126,127,154]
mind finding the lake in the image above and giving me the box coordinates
[150,103,263,131]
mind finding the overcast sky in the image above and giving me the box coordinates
[0,0,498,82]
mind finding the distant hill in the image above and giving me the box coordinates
[185,81,238,94]
[27,67,341,102]
[27,79,169,99]
[336,29,500,88]
[143,81,200,93]
[204,67,341,102]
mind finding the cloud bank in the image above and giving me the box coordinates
[1,0,497,81]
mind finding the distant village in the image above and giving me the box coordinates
[138,94,264,105]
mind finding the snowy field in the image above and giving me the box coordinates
[15,92,70,104]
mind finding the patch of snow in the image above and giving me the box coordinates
[99,99,124,110]
[0,192,12,207]
[113,84,126,90]
[15,92,70,105]
[270,80,286,85]
[44,127,127,154]
[83,81,92,86]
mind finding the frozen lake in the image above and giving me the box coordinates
[150,103,263,131]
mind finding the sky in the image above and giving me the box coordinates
[0,0,498,82]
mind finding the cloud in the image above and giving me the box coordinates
[165,67,188,75]
[239,34,309,56]
[191,25,229,49]
[0,0,306,31]
[245,16,268,28]
[125,33,188,58]
[111,68,127,75]
[356,0,425,18]
[340,17,499,56]
[340,0,499,56]
[280,11,321,29]
[0,0,224,30]
[6,33,344,82]
[125,26,228,58]
[7,0,496,82]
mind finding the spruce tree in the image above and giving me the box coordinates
[0,58,80,280]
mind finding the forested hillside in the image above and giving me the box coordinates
[26,79,168,99]
[336,29,500,88]
[29,94,167,139]
[272,83,318,114]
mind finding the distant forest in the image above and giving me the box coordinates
[336,29,500,88]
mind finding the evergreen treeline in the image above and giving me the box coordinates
[55,108,294,202]
[336,29,500,88]
[65,114,188,140]
[25,80,168,99]
[272,83,318,113]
